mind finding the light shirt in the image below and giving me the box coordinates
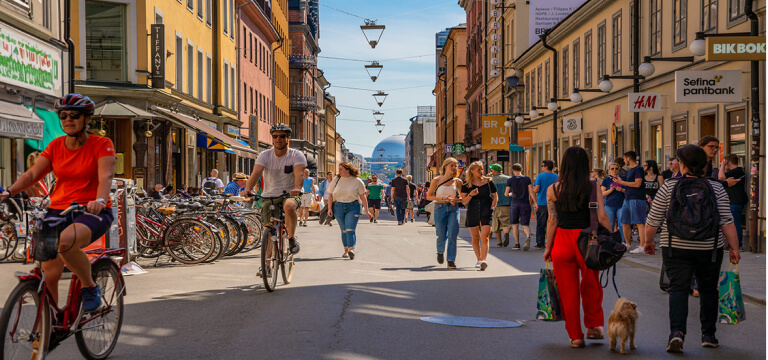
[303,177,314,193]
[254,147,307,197]
[328,176,366,203]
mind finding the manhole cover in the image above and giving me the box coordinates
[419,316,522,328]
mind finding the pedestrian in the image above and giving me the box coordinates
[505,163,534,250]
[390,169,410,225]
[405,175,417,222]
[201,169,224,194]
[610,151,647,253]
[318,171,334,227]
[461,161,497,271]
[24,151,48,197]
[489,164,511,247]
[298,169,315,227]
[366,174,384,223]
[150,184,164,200]
[601,162,625,234]
[615,157,629,178]
[384,183,393,214]
[718,154,747,250]
[223,172,248,196]
[543,147,613,348]
[326,162,372,260]
[426,158,463,269]
[643,144,740,353]
[643,160,664,207]
[698,136,721,178]
[661,158,682,179]
[188,187,201,197]
[532,160,558,250]
[591,168,605,183]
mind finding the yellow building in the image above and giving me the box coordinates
[435,24,467,167]
[273,0,290,128]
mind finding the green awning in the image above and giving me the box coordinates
[24,108,65,151]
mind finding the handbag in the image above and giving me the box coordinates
[30,218,60,262]
[718,263,746,324]
[577,180,627,271]
[536,261,563,321]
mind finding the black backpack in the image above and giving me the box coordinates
[666,177,720,256]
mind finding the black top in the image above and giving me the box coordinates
[661,169,674,179]
[390,177,409,198]
[408,182,417,198]
[724,167,748,205]
[556,189,590,229]
[461,181,496,212]
[505,176,532,204]
[644,175,661,199]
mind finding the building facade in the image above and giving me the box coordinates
[434,25,468,169]
[405,106,436,184]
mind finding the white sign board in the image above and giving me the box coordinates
[0,21,63,97]
[674,70,742,103]
[562,116,582,133]
[628,92,662,112]
[529,0,588,46]
[445,144,453,154]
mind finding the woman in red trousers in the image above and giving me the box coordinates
[543,147,613,348]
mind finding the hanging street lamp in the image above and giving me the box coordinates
[361,19,385,49]
[373,111,385,122]
[375,120,385,133]
[365,61,384,82]
[372,90,388,107]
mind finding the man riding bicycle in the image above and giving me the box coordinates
[242,123,304,275]
[0,93,116,312]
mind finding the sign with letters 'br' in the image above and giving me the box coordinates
[628,92,662,112]
[529,0,587,46]
[675,70,742,103]
[481,115,509,150]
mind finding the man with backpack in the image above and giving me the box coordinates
[644,145,740,353]
[201,169,225,194]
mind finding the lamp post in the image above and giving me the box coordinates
[637,55,694,77]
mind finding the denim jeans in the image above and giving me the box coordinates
[433,203,460,261]
[662,247,723,336]
[334,201,361,248]
[535,206,548,247]
[604,205,625,241]
[394,197,407,222]
[730,204,744,247]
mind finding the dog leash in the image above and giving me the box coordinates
[600,265,621,298]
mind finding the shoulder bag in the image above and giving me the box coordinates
[577,180,627,271]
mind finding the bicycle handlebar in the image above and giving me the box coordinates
[59,203,103,221]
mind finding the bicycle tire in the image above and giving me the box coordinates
[207,219,230,261]
[221,216,244,256]
[75,261,124,360]
[0,279,50,360]
[230,218,249,255]
[0,222,17,262]
[240,216,263,252]
[260,228,278,292]
[163,219,215,264]
[136,224,164,259]
[203,226,224,263]
[280,227,294,284]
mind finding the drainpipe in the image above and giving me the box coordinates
[236,1,252,124]
[65,0,74,93]
[213,0,221,115]
[540,31,558,169]
[746,1,761,252]
[632,0,640,161]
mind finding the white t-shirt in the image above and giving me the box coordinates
[327,176,366,203]
[255,147,307,197]
[201,177,224,192]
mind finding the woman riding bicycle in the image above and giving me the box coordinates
[1,93,116,312]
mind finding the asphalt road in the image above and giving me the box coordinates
[0,208,765,359]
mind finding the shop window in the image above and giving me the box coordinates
[674,118,688,153]
[584,137,594,163]
[727,108,746,167]
[86,1,127,82]
[598,134,607,169]
[616,128,624,157]
[544,144,551,162]
[650,122,663,161]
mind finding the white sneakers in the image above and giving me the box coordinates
[629,247,645,254]
[475,261,482,268]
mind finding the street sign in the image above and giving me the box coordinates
[452,143,465,155]
[481,115,509,150]
[706,36,766,61]
[614,104,620,123]
[509,143,524,152]
[628,92,662,112]
[675,70,742,103]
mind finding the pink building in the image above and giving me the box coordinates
[239,0,280,151]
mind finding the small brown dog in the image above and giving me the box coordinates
[608,298,639,354]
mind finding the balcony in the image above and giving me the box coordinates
[290,96,319,111]
[289,54,316,70]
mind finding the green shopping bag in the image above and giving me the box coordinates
[718,263,746,325]
[536,261,563,321]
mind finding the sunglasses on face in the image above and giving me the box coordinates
[272,134,288,139]
[59,112,82,120]
[610,167,618,170]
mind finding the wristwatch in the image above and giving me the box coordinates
[95,198,106,205]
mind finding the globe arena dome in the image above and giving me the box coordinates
[371,134,406,160]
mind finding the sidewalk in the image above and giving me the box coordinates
[518,219,766,305]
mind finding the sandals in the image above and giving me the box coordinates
[570,339,585,348]
[586,327,604,340]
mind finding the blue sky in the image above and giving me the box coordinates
[317,0,465,157]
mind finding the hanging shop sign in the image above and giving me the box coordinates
[628,92,662,112]
[706,36,766,61]
[481,115,509,150]
[445,144,453,154]
[150,24,165,89]
[675,70,742,103]
[451,143,465,155]
[528,0,588,46]
[561,116,582,133]
[0,21,62,97]
[518,130,533,147]
[226,124,240,137]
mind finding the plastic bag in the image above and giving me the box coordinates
[536,261,563,321]
[718,263,746,324]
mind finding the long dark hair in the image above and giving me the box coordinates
[676,145,708,177]
[555,147,591,212]
[644,159,660,176]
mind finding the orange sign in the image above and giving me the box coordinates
[518,130,533,147]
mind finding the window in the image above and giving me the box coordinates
[175,35,183,91]
[224,62,229,106]
[612,12,622,74]
[206,54,212,102]
[597,21,606,77]
[187,41,194,95]
[562,46,569,96]
[230,65,235,109]
[573,39,580,91]
[197,0,202,18]
[536,65,542,106]
[223,0,228,34]
[229,0,235,39]
[254,40,258,67]
[85,1,128,81]
[42,0,51,29]
[629,1,636,70]
[187,0,193,11]
[650,0,662,56]
[206,0,211,25]
[245,30,249,61]
[728,0,746,23]
[255,90,260,118]
[702,0,718,32]
[544,59,550,104]
[248,85,253,114]
[525,72,531,112]
[674,0,687,47]
[584,30,592,87]
[197,49,203,99]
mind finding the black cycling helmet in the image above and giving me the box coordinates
[55,93,95,115]
[269,123,292,137]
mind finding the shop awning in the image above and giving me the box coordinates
[23,108,65,151]
[93,99,156,118]
[0,100,44,140]
[151,106,258,159]
[196,133,235,154]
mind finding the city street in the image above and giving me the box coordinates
[0,209,765,360]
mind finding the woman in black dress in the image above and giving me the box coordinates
[461,161,498,270]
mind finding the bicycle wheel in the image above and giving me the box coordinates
[240,216,263,252]
[207,219,230,261]
[260,228,278,292]
[163,219,215,264]
[0,279,50,360]
[136,224,164,258]
[0,222,17,261]
[221,216,244,256]
[75,261,124,360]
[280,227,295,284]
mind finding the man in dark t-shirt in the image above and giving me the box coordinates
[720,154,747,249]
[390,169,410,225]
[612,151,647,252]
[504,163,533,250]
[661,158,682,179]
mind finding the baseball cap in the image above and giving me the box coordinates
[489,164,503,172]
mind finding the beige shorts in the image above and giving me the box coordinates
[300,193,313,207]
[492,205,511,232]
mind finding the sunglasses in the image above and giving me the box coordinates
[59,112,82,120]
[609,167,618,170]
[272,134,288,139]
